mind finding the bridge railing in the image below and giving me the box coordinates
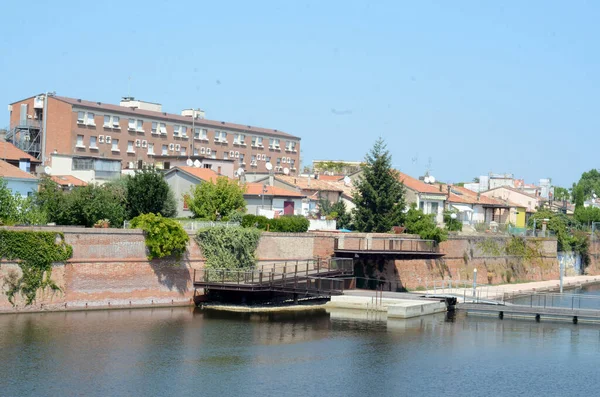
[193,257,354,285]
[334,236,438,253]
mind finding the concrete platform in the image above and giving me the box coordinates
[326,295,447,318]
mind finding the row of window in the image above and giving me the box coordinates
[76,111,297,150]
[75,134,295,168]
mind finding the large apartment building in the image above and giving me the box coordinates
[6,94,301,177]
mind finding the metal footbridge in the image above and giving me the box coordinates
[193,258,354,297]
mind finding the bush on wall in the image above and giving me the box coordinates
[196,226,261,269]
[241,215,309,233]
[130,213,189,260]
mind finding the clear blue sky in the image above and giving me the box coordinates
[1,0,598,187]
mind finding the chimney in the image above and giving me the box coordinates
[307,175,311,188]
[269,174,274,186]
[477,192,481,201]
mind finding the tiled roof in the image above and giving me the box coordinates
[276,175,344,192]
[169,166,223,182]
[0,141,40,163]
[0,159,37,180]
[397,172,445,195]
[51,96,298,139]
[446,185,508,207]
[50,175,87,187]
[317,175,344,182]
[244,183,304,197]
[325,179,356,199]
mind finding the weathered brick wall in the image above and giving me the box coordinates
[394,236,560,290]
[0,228,565,312]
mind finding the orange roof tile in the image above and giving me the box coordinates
[173,166,223,182]
[0,159,37,180]
[50,175,87,187]
[277,175,344,192]
[397,172,445,194]
[244,183,304,197]
[0,141,40,163]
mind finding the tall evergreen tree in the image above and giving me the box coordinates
[352,138,405,232]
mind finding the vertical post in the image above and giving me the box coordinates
[472,268,478,299]
[559,257,564,294]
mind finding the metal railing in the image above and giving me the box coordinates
[334,236,438,253]
[503,292,600,311]
[193,258,354,285]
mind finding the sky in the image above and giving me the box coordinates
[1,0,598,187]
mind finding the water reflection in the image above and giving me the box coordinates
[1,306,600,396]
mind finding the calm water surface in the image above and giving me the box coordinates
[3,290,600,396]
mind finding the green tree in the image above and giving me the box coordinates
[186,177,246,220]
[35,176,72,224]
[553,186,570,202]
[576,169,600,201]
[126,168,176,218]
[0,178,18,223]
[352,138,405,232]
[404,204,448,243]
[443,210,462,232]
[70,184,128,227]
[574,206,600,225]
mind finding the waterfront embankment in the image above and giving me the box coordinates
[417,275,600,300]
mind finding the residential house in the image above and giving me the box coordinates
[0,141,41,174]
[446,185,519,227]
[481,186,539,224]
[0,159,39,196]
[244,183,305,216]
[398,172,446,224]
[164,166,223,217]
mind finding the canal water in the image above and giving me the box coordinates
[3,289,600,396]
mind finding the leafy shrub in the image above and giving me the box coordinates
[196,226,261,269]
[130,213,189,259]
[0,230,73,306]
[403,204,448,243]
[186,177,246,220]
[443,211,463,232]
[241,214,309,232]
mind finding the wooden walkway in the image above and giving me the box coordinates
[193,258,354,297]
[460,302,600,323]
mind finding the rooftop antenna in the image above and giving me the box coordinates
[128,76,131,98]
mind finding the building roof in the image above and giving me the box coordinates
[0,159,38,180]
[244,183,304,197]
[50,175,87,187]
[166,166,223,182]
[0,141,41,163]
[397,172,446,195]
[446,185,509,207]
[316,175,344,182]
[484,185,540,200]
[276,175,344,192]
[43,95,298,139]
